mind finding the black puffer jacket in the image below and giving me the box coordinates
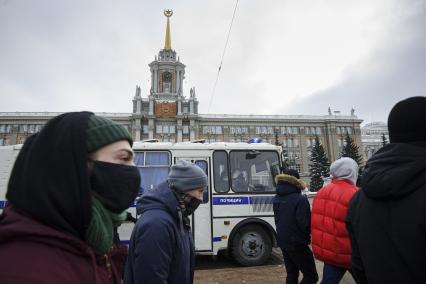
[346,142,426,284]
[273,174,311,250]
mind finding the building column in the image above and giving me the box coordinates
[190,100,194,114]
[299,128,309,175]
[177,119,182,142]
[153,67,158,93]
[190,119,196,141]
[136,100,141,114]
[149,97,154,115]
[135,119,141,141]
[177,97,182,115]
[148,119,154,139]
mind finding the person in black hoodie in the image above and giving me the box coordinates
[346,96,426,283]
[124,160,207,284]
[273,169,318,284]
[0,112,141,283]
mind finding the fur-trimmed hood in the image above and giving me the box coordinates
[275,174,306,190]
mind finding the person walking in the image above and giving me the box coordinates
[0,112,141,283]
[273,169,318,284]
[346,96,426,283]
[124,160,207,284]
[311,157,359,283]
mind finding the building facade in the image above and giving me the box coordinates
[361,121,389,160]
[0,11,363,178]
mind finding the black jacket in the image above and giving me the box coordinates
[346,142,426,283]
[273,174,311,250]
[124,182,195,284]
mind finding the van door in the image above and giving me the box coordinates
[175,157,212,252]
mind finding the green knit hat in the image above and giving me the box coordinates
[86,114,133,153]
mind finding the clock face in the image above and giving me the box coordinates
[163,72,172,82]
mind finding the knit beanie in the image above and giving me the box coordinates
[86,114,133,153]
[330,157,358,185]
[388,96,426,143]
[167,160,208,192]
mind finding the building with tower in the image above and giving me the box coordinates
[0,10,364,181]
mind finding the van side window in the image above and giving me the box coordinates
[194,160,209,203]
[230,150,279,193]
[213,151,229,193]
[134,151,170,195]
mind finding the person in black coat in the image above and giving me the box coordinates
[124,160,207,284]
[273,169,318,284]
[346,96,426,283]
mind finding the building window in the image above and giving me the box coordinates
[305,127,310,135]
[143,124,149,134]
[203,125,222,135]
[156,123,176,134]
[156,124,163,134]
[183,125,189,134]
[316,127,321,135]
[230,126,248,135]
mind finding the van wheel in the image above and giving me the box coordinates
[231,225,272,266]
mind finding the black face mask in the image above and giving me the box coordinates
[90,161,141,213]
[182,194,202,216]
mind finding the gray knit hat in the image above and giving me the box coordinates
[167,160,208,192]
[86,114,133,153]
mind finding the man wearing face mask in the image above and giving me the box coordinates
[124,160,207,284]
[0,112,140,283]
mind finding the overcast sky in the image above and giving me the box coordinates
[0,0,425,124]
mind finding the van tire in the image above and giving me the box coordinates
[230,225,272,266]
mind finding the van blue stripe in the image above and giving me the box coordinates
[212,197,249,205]
[212,196,274,205]
[250,196,274,204]
[213,237,222,242]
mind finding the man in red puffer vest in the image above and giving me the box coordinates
[311,157,359,283]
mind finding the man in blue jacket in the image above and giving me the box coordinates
[124,160,207,284]
[273,169,318,284]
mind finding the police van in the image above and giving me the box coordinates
[0,140,284,266]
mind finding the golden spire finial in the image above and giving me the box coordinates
[164,9,173,50]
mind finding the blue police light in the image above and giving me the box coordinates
[247,138,264,143]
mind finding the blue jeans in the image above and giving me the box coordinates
[321,263,354,284]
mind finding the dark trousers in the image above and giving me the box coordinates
[281,245,319,284]
[321,263,354,284]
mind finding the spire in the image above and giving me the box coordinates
[164,9,173,50]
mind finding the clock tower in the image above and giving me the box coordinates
[132,10,199,142]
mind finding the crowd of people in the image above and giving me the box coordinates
[0,96,424,283]
[273,96,426,283]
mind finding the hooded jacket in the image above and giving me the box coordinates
[273,174,311,250]
[0,112,127,283]
[124,181,195,284]
[0,205,127,284]
[346,142,426,283]
[311,157,358,269]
